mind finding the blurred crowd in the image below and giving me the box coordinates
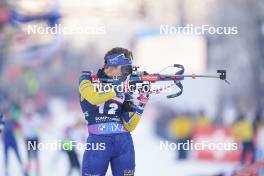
[154,105,264,174]
[0,95,87,176]
[0,3,95,175]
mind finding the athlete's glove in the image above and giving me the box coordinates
[136,93,149,108]
[121,93,149,113]
[121,101,137,112]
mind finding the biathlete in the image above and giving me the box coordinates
[79,47,149,176]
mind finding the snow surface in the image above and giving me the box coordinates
[0,98,237,176]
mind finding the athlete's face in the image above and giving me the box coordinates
[104,65,123,78]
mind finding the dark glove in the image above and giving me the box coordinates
[121,101,137,112]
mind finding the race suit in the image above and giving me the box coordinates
[79,69,145,176]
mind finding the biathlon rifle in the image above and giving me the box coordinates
[91,64,230,99]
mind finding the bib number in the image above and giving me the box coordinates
[98,103,118,115]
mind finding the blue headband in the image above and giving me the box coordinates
[105,53,132,66]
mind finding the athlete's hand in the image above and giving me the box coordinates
[121,101,137,112]
[130,92,149,108]
[137,93,149,107]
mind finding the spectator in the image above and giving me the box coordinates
[169,114,193,160]
[232,114,255,165]
[1,111,27,176]
[196,110,211,129]
[20,106,42,176]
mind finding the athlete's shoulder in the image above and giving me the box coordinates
[79,70,92,84]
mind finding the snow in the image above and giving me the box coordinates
[0,98,237,176]
[132,116,236,176]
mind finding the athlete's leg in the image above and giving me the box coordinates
[31,138,40,176]
[12,141,23,165]
[4,144,9,175]
[25,139,32,174]
[82,135,111,176]
[111,133,135,176]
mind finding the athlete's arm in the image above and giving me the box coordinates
[79,71,116,105]
[122,105,144,132]
[121,94,149,132]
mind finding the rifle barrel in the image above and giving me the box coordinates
[183,74,219,79]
